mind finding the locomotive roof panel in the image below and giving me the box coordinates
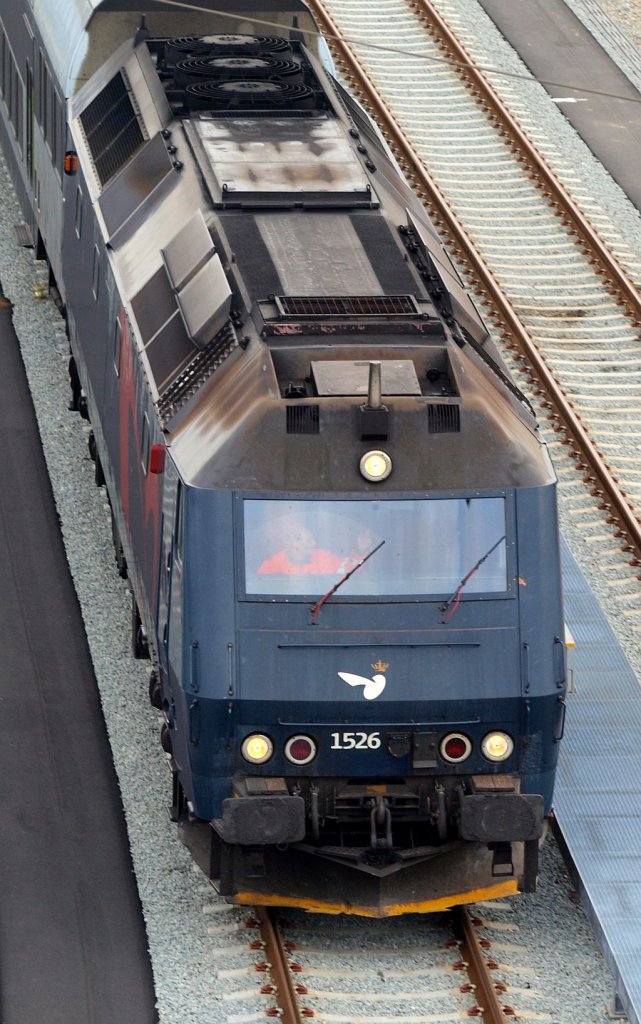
[219,210,423,299]
[66,23,552,495]
[311,360,422,397]
[34,1,315,95]
[167,334,554,491]
[192,118,375,205]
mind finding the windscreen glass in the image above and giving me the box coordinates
[243,498,507,597]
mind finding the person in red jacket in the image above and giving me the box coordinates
[258,523,343,575]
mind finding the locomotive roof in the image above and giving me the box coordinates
[33,0,312,94]
[66,18,554,494]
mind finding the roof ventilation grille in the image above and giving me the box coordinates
[276,295,418,318]
[286,405,320,434]
[158,322,238,423]
[79,71,146,188]
[427,404,460,433]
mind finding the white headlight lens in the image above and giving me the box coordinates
[241,733,273,764]
[360,450,392,482]
[481,731,514,762]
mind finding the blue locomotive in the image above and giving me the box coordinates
[0,0,565,915]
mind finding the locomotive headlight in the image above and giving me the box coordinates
[241,733,273,764]
[360,450,392,482]
[481,731,514,762]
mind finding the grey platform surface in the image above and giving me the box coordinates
[478,0,641,212]
[555,538,641,1024]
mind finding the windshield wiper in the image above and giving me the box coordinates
[440,535,506,624]
[310,540,385,624]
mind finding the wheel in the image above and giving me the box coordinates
[68,356,81,412]
[111,508,128,579]
[88,431,105,486]
[94,451,105,487]
[77,393,90,421]
[160,722,172,754]
[132,596,149,660]
[149,670,163,710]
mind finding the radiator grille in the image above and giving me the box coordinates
[275,295,418,318]
[427,404,460,433]
[158,323,237,423]
[286,404,319,434]
[79,72,146,188]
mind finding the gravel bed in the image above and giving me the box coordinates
[566,0,641,92]
[1,1,640,1020]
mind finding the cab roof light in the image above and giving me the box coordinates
[359,449,392,482]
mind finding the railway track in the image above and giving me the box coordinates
[306,0,641,578]
[215,904,528,1023]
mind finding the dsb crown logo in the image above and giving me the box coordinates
[338,660,389,700]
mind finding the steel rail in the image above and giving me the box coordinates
[455,907,515,1022]
[308,0,641,560]
[407,0,641,321]
[255,907,305,1023]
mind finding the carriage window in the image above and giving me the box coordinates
[243,497,507,598]
[113,316,121,375]
[174,481,184,561]
[75,184,83,238]
[141,412,150,475]
[92,244,100,299]
[52,87,64,177]
[1,33,8,102]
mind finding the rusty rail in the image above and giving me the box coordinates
[455,908,516,1022]
[254,907,306,1023]
[408,0,641,320]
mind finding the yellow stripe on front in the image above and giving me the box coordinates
[233,879,520,918]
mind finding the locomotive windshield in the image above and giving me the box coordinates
[243,497,507,597]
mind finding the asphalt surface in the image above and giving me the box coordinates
[0,297,157,1023]
[478,0,641,211]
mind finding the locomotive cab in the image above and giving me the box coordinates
[164,459,564,916]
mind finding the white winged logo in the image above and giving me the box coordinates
[338,669,387,700]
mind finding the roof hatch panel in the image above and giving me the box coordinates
[194,117,376,206]
[311,359,421,397]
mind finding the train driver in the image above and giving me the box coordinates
[257,520,344,575]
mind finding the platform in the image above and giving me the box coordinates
[478,0,641,212]
[555,538,641,1024]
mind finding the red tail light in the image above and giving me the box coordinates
[440,733,472,764]
[284,735,317,766]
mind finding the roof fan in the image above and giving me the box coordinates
[202,34,290,54]
[184,79,314,111]
[175,56,301,87]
